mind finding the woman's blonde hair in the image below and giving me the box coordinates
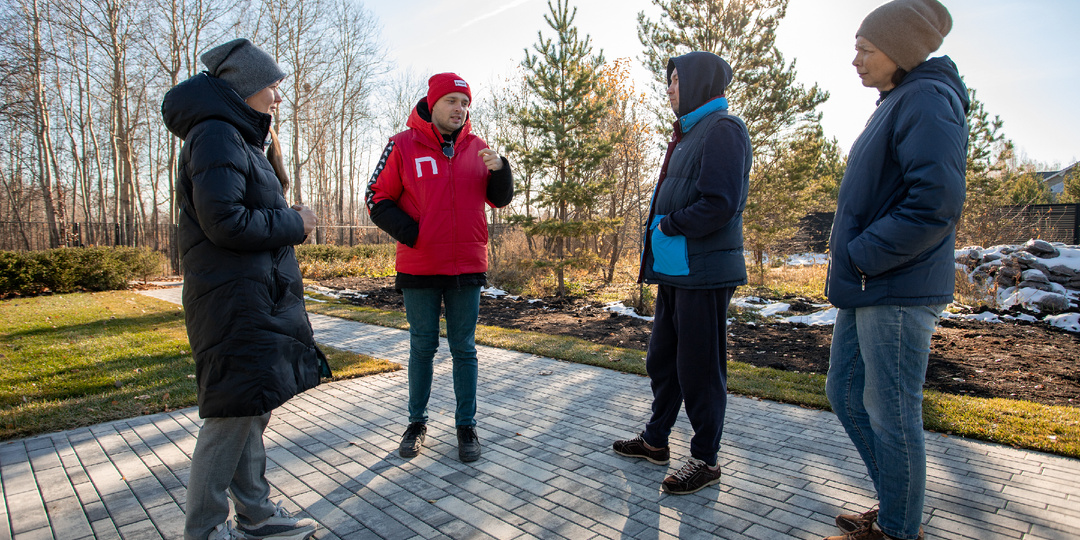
[266,125,289,193]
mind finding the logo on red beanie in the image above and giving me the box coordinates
[427,72,472,106]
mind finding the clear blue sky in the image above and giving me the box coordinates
[368,0,1079,169]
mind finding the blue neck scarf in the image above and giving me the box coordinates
[678,97,729,133]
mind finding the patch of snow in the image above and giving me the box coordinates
[780,307,838,326]
[482,287,509,298]
[960,311,1002,323]
[998,286,1061,313]
[1042,245,1080,272]
[304,284,366,300]
[758,302,792,317]
[733,296,765,308]
[786,253,828,266]
[601,302,653,321]
[1045,313,1080,333]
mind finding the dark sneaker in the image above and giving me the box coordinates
[836,507,878,534]
[457,426,481,462]
[398,422,426,458]
[824,523,923,540]
[661,458,721,495]
[236,501,317,540]
[612,435,670,465]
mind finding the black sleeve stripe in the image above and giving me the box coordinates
[365,140,396,211]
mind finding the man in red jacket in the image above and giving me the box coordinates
[366,73,513,463]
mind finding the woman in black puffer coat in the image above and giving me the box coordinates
[162,38,327,540]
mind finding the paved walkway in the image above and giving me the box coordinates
[1,286,1078,540]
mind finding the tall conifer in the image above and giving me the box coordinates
[516,0,622,295]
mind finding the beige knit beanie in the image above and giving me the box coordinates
[857,0,953,71]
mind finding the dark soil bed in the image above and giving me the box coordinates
[315,276,1080,408]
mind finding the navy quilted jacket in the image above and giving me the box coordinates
[826,56,969,309]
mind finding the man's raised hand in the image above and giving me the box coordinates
[479,148,503,171]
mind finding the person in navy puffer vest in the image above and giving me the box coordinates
[823,1,968,539]
[612,51,752,496]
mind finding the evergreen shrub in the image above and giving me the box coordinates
[0,247,165,296]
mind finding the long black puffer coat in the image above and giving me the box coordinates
[162,72,328,418]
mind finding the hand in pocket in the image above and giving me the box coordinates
[650,215,689,276]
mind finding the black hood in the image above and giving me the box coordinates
[667,51,733,117]
[161,72,271,145]
[891,55,970,114]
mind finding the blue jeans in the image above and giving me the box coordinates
[826,304,945,540]
[402,286,481,427]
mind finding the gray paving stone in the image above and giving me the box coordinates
[89,518,121,540]
[42,495,93,539]
[128,476,175,510]
[81,499,110,523]
[117,518,161,540]
[1026,522,1080,540]
[3,292,1078,539]
[100,488,149,528]
[11,528,52,540]
[6,484,48,534]
[144,501,185,540]
[1,459,34,497]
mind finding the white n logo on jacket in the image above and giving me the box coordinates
[415,157,438,177]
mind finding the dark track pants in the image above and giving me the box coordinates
[641,285,735,466]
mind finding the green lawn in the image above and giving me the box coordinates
[0,291,397,440]
[306,294,1080,459]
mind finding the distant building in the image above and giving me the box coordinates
[1039,162,1079,195]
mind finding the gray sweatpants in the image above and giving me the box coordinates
[184,413,277,540]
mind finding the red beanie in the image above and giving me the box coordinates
[427,73,471,107]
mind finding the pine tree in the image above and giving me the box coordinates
[515,0,622,296]
[1058,165,1080,204]
[637,0,829,271]
[1007,171,1052,205]
[956,87,1012,247]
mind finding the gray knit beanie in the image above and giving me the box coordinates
[200,38,286,100]
[857,0,952,71]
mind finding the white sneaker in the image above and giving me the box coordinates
[236,501,317,539]
[208,520,245,540]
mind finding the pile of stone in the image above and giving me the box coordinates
[955,239,1080,314]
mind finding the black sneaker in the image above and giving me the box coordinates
[836,507,878,534]
[612,435,670,465]
[457,426,481,462]
[398,422,426,458]
[661,458,721,495]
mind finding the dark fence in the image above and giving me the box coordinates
[998,204,1080,245]
[789,203,1080,253]
[6,204,1077,271]
[0,221,175,252]
[788,212,835,253]
[0,222,397,275]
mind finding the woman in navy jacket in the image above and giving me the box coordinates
[823,2,967,539]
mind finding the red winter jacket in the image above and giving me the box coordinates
[366,100,513,277]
